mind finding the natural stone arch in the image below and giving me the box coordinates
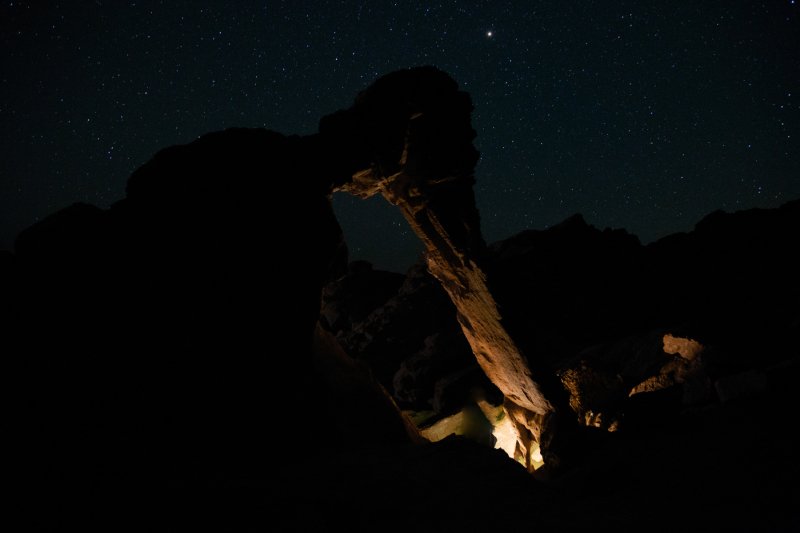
[329,66,566,471]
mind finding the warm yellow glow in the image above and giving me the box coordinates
[491,415,519,461]
[491,414,544,470]
[419,410,468,442]
[411,402,546,471]
[530,444,544,469]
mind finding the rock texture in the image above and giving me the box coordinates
[326,198,799,479]
[336,68,564,470]
[317,198,800,530]
[6,67,488,529]
[4,63,799,530]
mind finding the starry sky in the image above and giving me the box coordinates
[2,1,798,272]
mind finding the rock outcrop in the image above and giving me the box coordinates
[4,61,799,529]
[335,68,566,470]
[7,67,493,529]
[325,198,799,469]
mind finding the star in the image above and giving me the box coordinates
[1,2,797,271]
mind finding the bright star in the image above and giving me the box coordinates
[487,31,493,37]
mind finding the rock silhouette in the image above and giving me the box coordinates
[320,197,800,529]
[4,62,799,530]
[326,199,799,432]
[8,67,479,529]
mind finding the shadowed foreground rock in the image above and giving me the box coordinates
[320,199,800,529]
[6,66,567,529]
[5,68,470,529]
[3,64,799,530]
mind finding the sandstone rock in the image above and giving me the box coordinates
[5,64,799,529]
[320,260,404,334]
[337,260,466,391]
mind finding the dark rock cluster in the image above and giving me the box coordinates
[320,198,800,529]
[3,68,456,529]
[3,62,798,529]
[325,200,799,435]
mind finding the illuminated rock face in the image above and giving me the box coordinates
[558,332,712,431]
[6,67,800,529]
[335,67,557,470]
[398,204,555,469]
[662,333,704,361]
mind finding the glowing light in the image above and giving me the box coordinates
[413,400,547,471]
[486,31,493,37]
[491,414,545,470]
[530,445,544,468]
[491,414,519,460]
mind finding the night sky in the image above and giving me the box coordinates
[2,1,798,272]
